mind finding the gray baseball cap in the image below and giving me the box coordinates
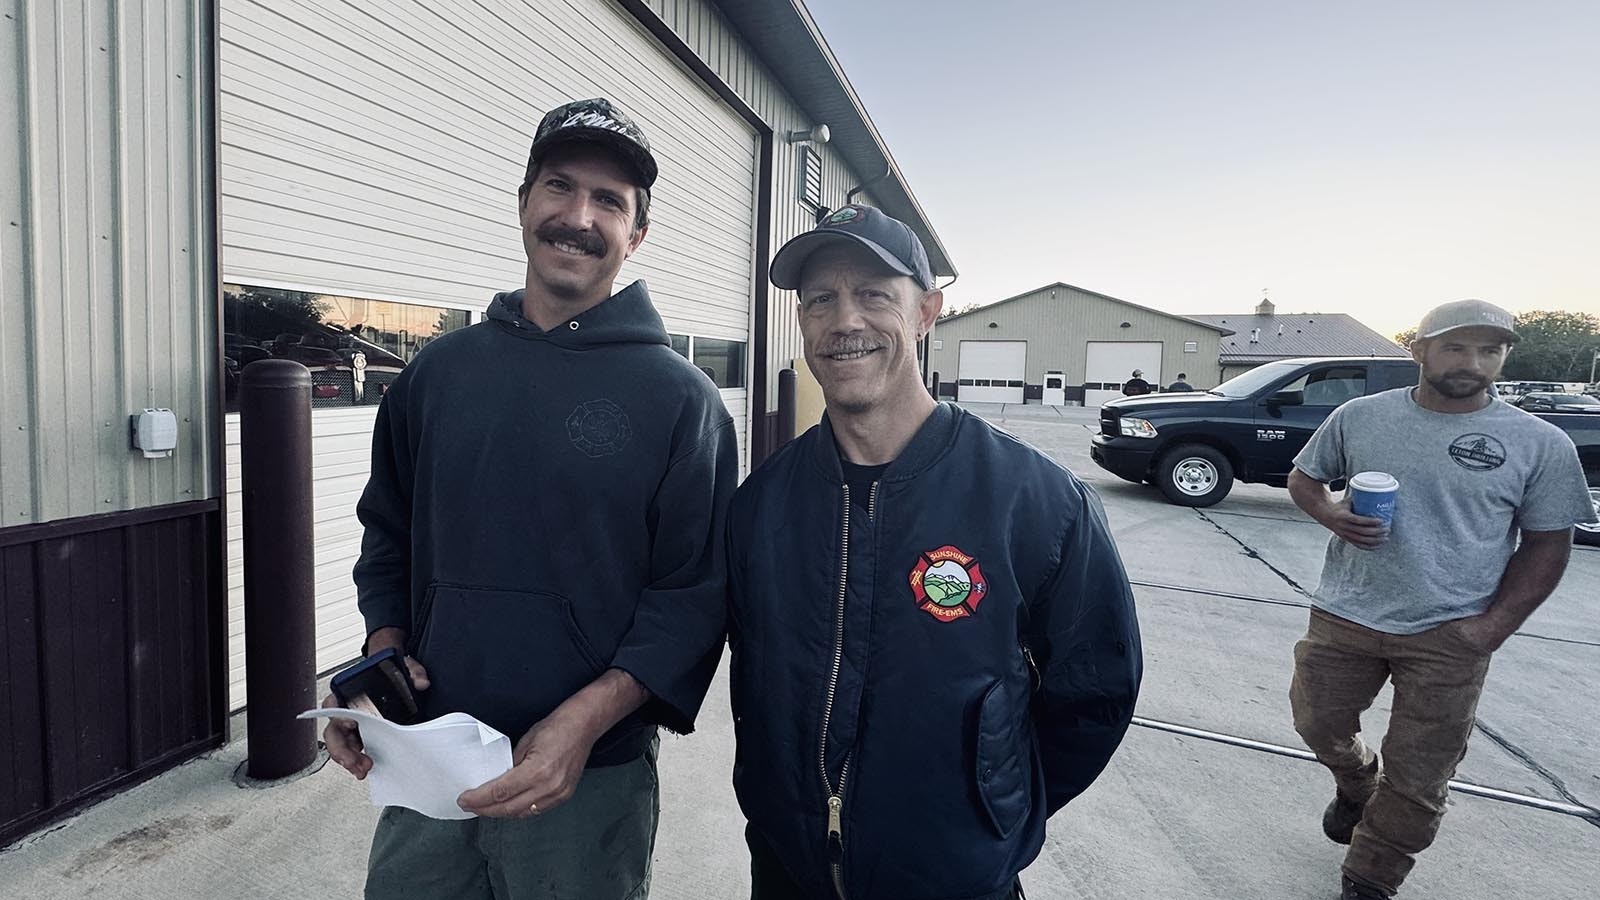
[770,204,935,291]
[1417,299,1519,344]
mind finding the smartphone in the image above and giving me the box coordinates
[330,647,419,724]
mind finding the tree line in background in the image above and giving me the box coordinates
[1395,310,1600,383]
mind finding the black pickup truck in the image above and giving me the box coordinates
[1090,356,1600,545]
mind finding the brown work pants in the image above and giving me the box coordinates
[1290,608,1492,895]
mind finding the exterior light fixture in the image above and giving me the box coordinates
[786,124,831,144]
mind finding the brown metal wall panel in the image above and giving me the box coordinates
[0,505,222,846]
[0,546,47,825]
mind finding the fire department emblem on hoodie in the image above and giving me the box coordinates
[567,399,632,458]
[909,545,987,622]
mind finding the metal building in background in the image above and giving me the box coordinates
[930,283,1233,406]
[0,0,226,845]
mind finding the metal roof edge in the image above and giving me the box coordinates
[1219,350,1414,364]
[710,0,956,277]
[936,282,1236,335]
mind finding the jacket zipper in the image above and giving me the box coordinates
[1022,642,1041,692]
[820,481,877,900]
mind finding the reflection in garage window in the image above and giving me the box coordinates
[223,284,470,412]
[691,337,746,389]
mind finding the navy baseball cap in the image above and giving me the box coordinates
[524,98,657,188]
[770,204,935,291]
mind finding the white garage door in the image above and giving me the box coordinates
[219,0,757,709]
[958,341,1027,403]
[1085,342,1164,407]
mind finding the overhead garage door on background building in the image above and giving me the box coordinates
[1085,341,1163,407]
[219,0,758,708]
[957,341,1027,403]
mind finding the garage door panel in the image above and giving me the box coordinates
[1085,341,1164,407]
[958,341,1026,403]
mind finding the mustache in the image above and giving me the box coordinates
[536,223,606,256]
[819,338,885,356]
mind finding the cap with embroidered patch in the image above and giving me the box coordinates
[524,98,657,188]
[1417,299,1519,344]
[770,204,934,291]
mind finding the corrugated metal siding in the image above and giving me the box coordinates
[0,0,215,525]
[931,286,1226,391]
[641,0,880,410]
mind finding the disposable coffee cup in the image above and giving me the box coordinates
[1348,471,1398,527]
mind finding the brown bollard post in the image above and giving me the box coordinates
[777,367,797,446]
[239,359,318,779]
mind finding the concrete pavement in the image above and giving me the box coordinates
[2,400,1594,899]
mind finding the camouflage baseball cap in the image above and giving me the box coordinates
[1417,299,1519,344]
[524,98,657,188]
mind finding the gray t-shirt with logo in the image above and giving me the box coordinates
[1293,387,1595,634]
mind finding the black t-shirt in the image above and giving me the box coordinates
[840,459,889,522]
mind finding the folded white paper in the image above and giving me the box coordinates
[300,708,513,820]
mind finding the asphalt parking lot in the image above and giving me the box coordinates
[2,401,1595,899]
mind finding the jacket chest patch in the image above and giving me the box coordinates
[909,545,987,622]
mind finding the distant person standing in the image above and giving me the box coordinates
[1286,299,1595,899]
[1121,369,1152,396]
[1165,373,1193,392]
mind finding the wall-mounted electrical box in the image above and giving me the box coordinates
[130,408,178,459]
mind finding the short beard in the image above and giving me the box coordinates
[1425,372,1489,400]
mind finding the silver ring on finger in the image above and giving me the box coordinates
[529,801,540,815]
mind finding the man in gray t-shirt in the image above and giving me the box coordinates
[1285,300,1594,900]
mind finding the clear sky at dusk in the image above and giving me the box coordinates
[803,0,1600,338]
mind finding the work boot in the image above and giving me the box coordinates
[1341,875,1392,899]
[1322,789,1368,844]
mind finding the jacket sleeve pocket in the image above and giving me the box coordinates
[413,584,605,737]
[974,677,1032,839]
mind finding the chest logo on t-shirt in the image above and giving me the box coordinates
[1448,433,1506,471]
[909,545,987,623]
[566,399,632,458]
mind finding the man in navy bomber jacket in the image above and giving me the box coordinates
[728,205,1143,900]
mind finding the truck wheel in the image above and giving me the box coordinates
[1156,445,1234,507]
[1577,487,1600,547]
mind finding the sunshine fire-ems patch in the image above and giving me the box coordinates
[909,545,987,622]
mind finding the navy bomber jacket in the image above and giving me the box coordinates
[728,403,1142,899]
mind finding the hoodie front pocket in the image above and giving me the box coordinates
[414,584,606,737]
[973,677,1032,839]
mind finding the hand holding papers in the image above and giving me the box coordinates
[300,707,513,820]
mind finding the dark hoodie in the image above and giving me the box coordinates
[353,281,738,766]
